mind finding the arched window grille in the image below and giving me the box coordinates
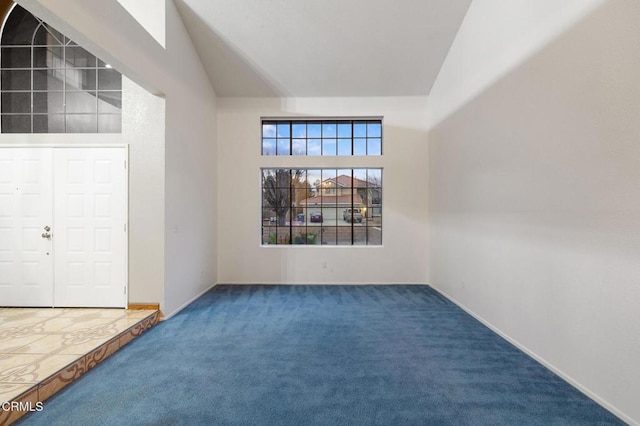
[0,4,121,133]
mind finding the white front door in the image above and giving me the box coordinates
[0,148,54,306]
[0,146,127,308]
[53,148,127,307]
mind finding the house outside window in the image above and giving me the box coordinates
[261,118,383,246]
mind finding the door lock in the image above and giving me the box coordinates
[44,226,50,232]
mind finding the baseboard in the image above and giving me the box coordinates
[162,283,217,320]
[217,282,428,285]
[127,303,160,310]
[429,284,636,426]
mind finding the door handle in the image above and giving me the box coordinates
[42,232,51,239]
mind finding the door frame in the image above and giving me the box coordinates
[0,144,129,308]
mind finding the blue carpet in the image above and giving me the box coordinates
[19,285,622,425]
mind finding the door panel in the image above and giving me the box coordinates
[53,148,127,307]
[0,148,54,306]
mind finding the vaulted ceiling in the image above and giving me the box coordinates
[174,0,472,97]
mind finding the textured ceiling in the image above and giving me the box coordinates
[174,0,472,97]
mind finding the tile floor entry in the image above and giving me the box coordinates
[0,307,159,425]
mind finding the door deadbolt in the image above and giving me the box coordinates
[44,226,50,232]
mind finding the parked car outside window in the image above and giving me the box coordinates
[310,212,323,223]
[343,208,362,223]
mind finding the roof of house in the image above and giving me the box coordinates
[299,194,364,206]
[327,175,368,188]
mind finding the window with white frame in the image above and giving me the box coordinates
[0,4,122,133]
[261,118,383,246]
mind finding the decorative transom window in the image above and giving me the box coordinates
[262,119,382,156]
[261,168,382,245]
[0,4,122,133]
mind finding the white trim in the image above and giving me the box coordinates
[261,116,384,121]
[218,282,424,285]
[430,285,636,426]
[0,144,128,148]
[162,282,218,320]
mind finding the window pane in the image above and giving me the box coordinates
[321,169,337,183]
[33,69,63,90]
[34,114,64,133]
[294,187,310,207]
[262,122,276,138]
[276,228,290,245]
[321,227,337,245]
[33,46,64,68]
[66,114,97,133]
[65,46,96,68]
[322,138,336,156]
[368,168,382,186]
[98,114,121,133]
[292,138,306,155]
[97,91,122,112]
[292,123,306,138]
[276,122,290,138]
[337,138,351,156]
[354,139,366,155]
[321,206,337,224]
[1,70,30,90]
[307,123,321,138]
[1,6,40,45]
[65,91,97,113]
[353,122,367,137]
[1,47,31,68]
[367,121,382,137]
[276,138,290,155]
[262,138,276,155]
[66,68,96,91]
[368,138,382,155]
[353,169,367,185]
[1,92,31,113]
[368,225,382,245]
[307,139,321,156]
[337,226,352,245]
[322,122,336,137]
[337,122,352,138]
[263,227,276,245]
[98,69,121,90]
[1,114,30,132]
[353,228,368,246]
[33,91,64,113]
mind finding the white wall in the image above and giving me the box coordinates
[19,0,219,316]
[116,0,165,48]
[122,77,165,308]
[0,77,165,308]
[217,97,428,285]
[162,0,217,316]
[427,1,640,423]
